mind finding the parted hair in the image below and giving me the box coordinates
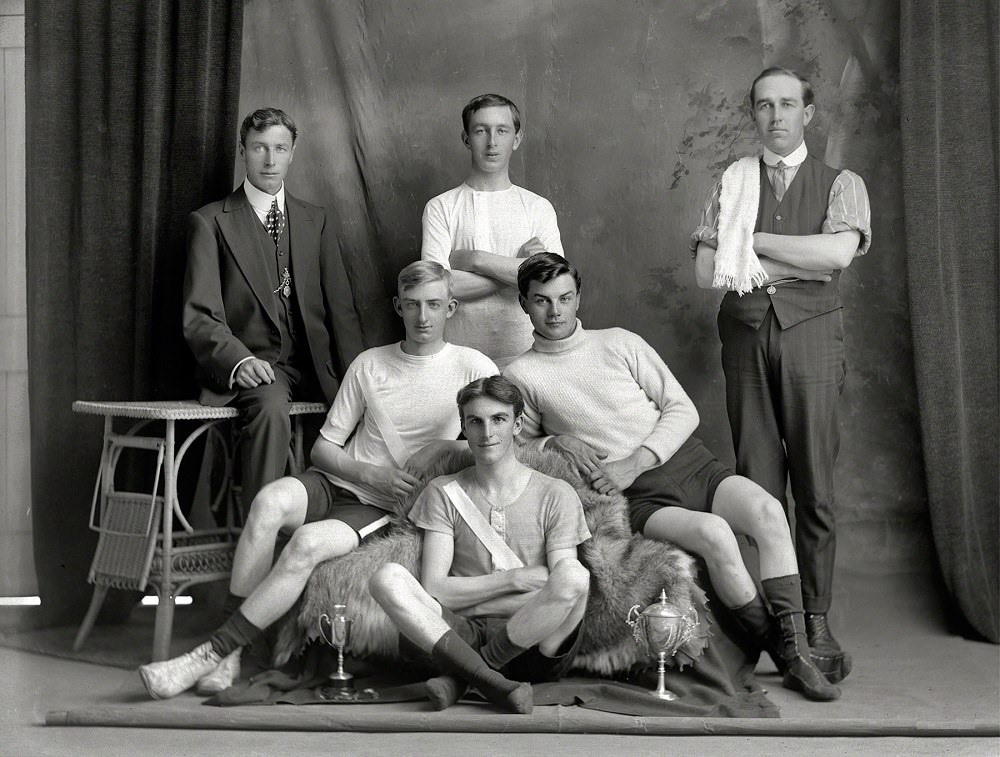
[748,67,815,108]
[516,252,582,299]
[240,107,298,146]
[462,93,522,134]
[456,375,525,420]
[397,260,453,297]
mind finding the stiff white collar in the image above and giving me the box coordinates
[243,178,286,216]
[763,141,808,168]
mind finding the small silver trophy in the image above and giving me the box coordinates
[318,603,354,698]
[625,589,698,700]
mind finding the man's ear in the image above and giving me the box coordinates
[462,130,470,149]
[392,296,403,318]
[803,103,815,128]
[512,129,523,151]
[518,293,528,313]
[512,413,524,436]
[446,297,459,317]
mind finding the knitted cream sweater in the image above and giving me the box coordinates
[503,322,699,464]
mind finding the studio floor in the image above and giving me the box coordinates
[3,564,998,757]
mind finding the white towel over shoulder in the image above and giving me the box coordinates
[713,156,767,295]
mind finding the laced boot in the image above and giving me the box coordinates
[806,612,852,684]
[774,611,841,701]
[731,594,784,673]
[139,642,222,700]
[196,647,243,695]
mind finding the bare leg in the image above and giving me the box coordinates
[643,507,756,608]
[229,477,310,598]
[710,475,798,580]
[505,558,590,656]
[240,519,359,630]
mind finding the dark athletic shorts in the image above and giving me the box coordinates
[625,436,734,534]
[400,606,584,684]
[293,469,391,541]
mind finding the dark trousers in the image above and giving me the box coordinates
[231,362,322,518]
[718,307,846,614]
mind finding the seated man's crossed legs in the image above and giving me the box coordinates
[628,446,841,701]
[140,472,388,699]
[369,558,589,713]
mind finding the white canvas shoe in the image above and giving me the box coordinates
[195,647,242,695]
[139,641,222,700]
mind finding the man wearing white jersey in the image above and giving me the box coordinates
[422,93,564,368]
[140,261,496,700]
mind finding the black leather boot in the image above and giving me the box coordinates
[774,611,841,701]
[806,612,853,684]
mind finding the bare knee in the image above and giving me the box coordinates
[548,558,590,604]
[282,523,355,574]
[244,478,303,534]
[369,562,419,609]
[691,513,742,562]
[746,494,791,543]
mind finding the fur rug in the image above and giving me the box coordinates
[272,447,707,676]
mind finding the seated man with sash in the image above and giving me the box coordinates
[140,261,497,699]
[369,375,591,714]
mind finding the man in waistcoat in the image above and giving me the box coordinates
[691,67,871,683]
[183,107,365,514]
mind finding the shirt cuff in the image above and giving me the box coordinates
[229,356,255,388]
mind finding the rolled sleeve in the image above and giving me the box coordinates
[824,169,872,255]
[689,181,723,253]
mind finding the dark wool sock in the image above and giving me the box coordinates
[430,630,533,714]
[222,592,245,621]
[761,574,805,616]
[479,624,529,670]
[425,675,468,710]
[209,609,263,657]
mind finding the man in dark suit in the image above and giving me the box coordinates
[183,107,365,514]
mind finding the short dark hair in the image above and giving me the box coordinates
[456,375,524,421]
[516,252,581,299]
[462,94,522,134]
[748,67,814,108]
[240,107,298,146]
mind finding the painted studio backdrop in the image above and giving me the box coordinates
[239,3,919,586]
[26,0,997,642]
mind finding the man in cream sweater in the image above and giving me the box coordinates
[503,253,840,702]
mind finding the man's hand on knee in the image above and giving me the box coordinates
[234,357,275,389]
[546,435,608,480]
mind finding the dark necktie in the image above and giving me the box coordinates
[265,198,285,246]
[772,160,789,202]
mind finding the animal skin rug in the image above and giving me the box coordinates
[272,446,708,676]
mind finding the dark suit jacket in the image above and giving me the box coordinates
[182,185,365,406]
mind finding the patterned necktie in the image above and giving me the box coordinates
[772,160,789,202]
[265,198,285,246]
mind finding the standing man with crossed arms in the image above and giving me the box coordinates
[422,93,564,368]
[141,262,496,699]
[691,67,871,683]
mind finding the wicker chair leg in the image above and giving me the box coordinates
[151,589,176,662]
[73,585,109,651]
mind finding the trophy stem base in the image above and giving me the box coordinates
[650,652,679,701]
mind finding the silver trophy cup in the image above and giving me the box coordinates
[625,589,697,700]
[318,603,354,696]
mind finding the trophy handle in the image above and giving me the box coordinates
[318,613,333,646]
[625,604,641,627]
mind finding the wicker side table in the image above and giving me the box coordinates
[71,400,326,661]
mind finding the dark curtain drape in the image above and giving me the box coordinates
[26,0,243,626]
[900,0,999,642]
